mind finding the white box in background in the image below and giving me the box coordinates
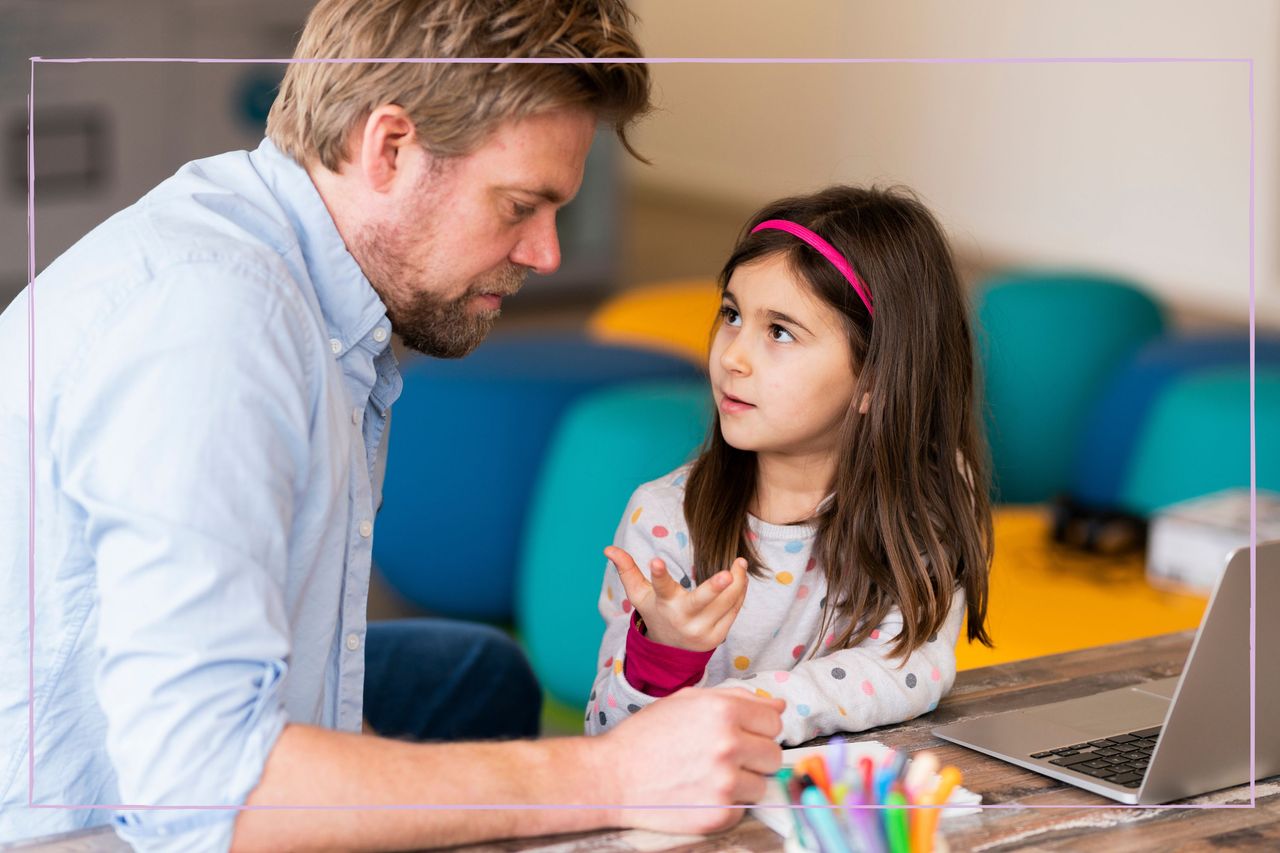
[1147,489,1280,594]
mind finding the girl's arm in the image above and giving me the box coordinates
[585,485,714,735]
[713,592,967,746]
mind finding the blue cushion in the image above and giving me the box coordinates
[1072,334,1280,507]
[373,334,702,621]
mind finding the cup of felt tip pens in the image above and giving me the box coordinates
[774,738,962,853]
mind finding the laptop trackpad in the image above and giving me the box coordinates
[1028,685,1171,738]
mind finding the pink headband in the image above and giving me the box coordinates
[751,219,874,317]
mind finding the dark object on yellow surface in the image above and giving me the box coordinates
[1049,494,1148,555]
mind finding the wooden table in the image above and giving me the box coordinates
[11,632,1275,852]
[449,631,1278,852]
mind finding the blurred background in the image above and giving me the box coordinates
[4,0,1278,733]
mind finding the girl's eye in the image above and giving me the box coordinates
[719,305,741,326]
[770,324,795,343]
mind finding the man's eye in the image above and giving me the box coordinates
[510,201,535,219]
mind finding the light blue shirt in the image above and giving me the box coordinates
[0,139,402,850]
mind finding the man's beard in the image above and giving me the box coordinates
[385,264,526,359]
[354,220,527,359]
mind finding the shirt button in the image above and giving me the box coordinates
[358,519,373,538]
[345,633,360,651]
[329,338,342,354]
[351,407,361,426]
[373,327,388,343]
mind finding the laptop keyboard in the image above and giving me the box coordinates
[1028,726,1162,788]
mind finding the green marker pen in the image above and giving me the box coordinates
[883,791,910,853]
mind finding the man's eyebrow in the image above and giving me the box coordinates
[720,290,813,336]
[500,185,568,205]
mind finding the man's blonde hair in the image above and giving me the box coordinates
[267,0,651,171]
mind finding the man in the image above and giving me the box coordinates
[0,1,784,850]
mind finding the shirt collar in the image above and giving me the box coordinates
[249,138,389,357]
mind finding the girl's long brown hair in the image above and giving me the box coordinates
[684,185,993,659]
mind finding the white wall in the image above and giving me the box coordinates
[626,0,1279,327]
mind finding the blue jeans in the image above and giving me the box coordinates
[363,619,542,741]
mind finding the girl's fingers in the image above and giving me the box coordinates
[691,559,751,624]
[704,567,749,630]
[687,568,734,609]
[649,557,683,600]
[709,597,742,640]
[605,546,652,605]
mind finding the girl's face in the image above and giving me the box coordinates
[709,253,859,458]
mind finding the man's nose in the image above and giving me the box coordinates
[511,216,561,275]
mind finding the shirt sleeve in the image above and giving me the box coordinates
[52,261,315,850]
[584,483,709,735]
[715,592,967,746]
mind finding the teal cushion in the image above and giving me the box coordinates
[974,272,1165,503]
[1121,368,1280,514]
[516,380,711,709]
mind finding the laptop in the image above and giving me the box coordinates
[933,540,1279,804]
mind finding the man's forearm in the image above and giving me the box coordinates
[231,723,618,852]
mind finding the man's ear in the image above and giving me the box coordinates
[356,105,418,193]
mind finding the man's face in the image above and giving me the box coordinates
[352,107,596,358]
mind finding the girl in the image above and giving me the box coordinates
[585,185,993,746]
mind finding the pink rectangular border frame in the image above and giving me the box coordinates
[25,55,1259,820]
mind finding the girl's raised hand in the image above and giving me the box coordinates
[605,545,749,652]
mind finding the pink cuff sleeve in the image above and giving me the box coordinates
[623,611,714,698]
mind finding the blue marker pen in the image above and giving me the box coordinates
[801,785,853,853]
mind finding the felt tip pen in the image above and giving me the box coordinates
[800,785,853,853]
[882,791,910,853]
[915,765,963,853]
[776,767,810,846]
[826,736,847,781]
[843,799,885,853]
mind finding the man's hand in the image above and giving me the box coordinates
[605,546,748,652]
[595,687,785,835]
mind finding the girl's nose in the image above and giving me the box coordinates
[719,336,751,376]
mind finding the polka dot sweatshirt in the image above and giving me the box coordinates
[585,465,965,746]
